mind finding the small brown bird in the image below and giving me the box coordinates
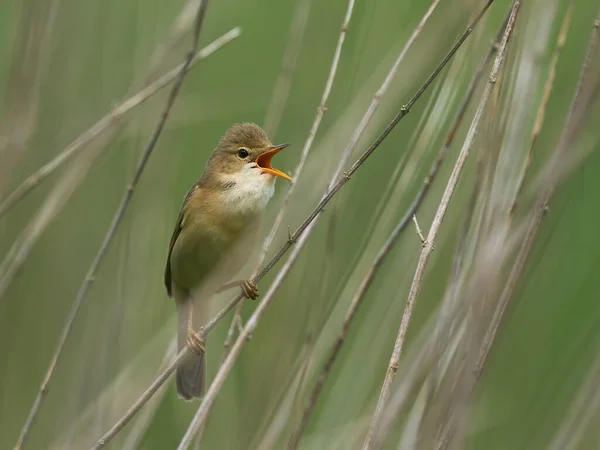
[165,123,291,400]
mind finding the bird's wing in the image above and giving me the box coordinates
[165,183,199,297]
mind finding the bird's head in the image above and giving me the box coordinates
[206,123,292,185]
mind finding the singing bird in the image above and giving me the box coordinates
[165,123,292,400]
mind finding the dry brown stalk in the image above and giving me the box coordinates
[361,1,521,447]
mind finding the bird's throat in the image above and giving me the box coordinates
[218,167,275,216]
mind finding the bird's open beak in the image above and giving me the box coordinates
[256,144,292,181]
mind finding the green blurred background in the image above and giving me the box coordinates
[1,0,600,448]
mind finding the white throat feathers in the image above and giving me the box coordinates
[218,163,276,215]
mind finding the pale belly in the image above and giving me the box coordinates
[170,214,259,293]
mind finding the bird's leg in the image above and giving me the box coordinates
[217,279,259,300]
[186,300,205,356]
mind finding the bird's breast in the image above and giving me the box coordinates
[170,211,256,292]
[170,173,272,291]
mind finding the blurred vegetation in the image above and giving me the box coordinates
[1,0,599,449]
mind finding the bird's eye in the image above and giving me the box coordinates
[237,148,249,159]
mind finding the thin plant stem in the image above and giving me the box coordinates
[220,309,243,363]
[258,0,443,358]
[258,0,355,268]
[256,0,442,284]
[377,134,500,446]
[361,2,520,448]
[314,0,443,329]
[286,25,502,448]
[569,16,600,120]
[0,27,240,220]
[330,0,443,186]
[173,3,496,448]
[12,3,209,449]
[223,0,356,358]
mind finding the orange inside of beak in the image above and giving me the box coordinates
[256,144,292,181]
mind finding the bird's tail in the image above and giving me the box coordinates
[176,298,206,401]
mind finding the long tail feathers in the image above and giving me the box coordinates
[176,298,206,401]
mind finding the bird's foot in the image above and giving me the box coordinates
[218,279,259,300]
[240,280,259,300]
[186,327,205,356]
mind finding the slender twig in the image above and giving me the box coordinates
[173,4,496,449]
[286,165,442,450]
[413,215,426,245]
[0,27,240,220]
[569,17,600,119]
[361,2,520,448]
[315,0,443,313]
[12,4,209,450]
[223,0,355,358]
[262,0,312,136]
[510,1,574,218]
[285,34,498,445]
[258,0,355,271]
[330,0,443,186]
[220,311,243,363]
[381,166,484,449]
[378,130,499,446]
